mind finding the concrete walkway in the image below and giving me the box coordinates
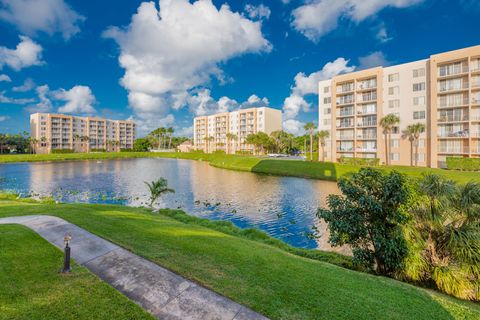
[0,215,268,320]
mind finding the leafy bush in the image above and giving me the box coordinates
[236,150,253,155]
[213,150,226,155]
[90,148,106,152]
[339,156,380,166]
[446,157,480,171]
[318,168,416,275]
[51,149,74,154]
[120,148,133,152]
[133,138,151,152]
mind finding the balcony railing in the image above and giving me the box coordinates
[337,123,354,128]
[437,131,469,138]
[337,110,354,117]
[336,99,355,106]
[337,136,354,140]
[473,98,480,105]
[438,65,469,77]
[357,109,377,115]
[356,148,377,152]
[438,147,469,153]
[438,115,469,122]
[357,134,377,139]
[357,121,377,127]
[470,131,480,137]
[438,98,469,108]
[337,147,354,152]
[438,82,469,92]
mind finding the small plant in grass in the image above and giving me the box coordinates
[144,178,175,208]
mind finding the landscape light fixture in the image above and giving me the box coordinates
[62,234,72,273]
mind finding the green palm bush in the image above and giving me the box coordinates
[144,178,175,208]
[400,173,480,301]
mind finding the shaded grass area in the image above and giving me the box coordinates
[1,152,479,183]
[0,224,154,320]
[1,199,479,319]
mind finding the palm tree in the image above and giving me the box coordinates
[167,127,174,149]
[403,123,425,167]
[80,136,90,153]
[226,133,237,155]
[303,122,316,161]
[318,130,330,162]
[144,178,175,208]
[380,114,400,166]
[206,136,215,153]
[245,133,258,155]
[29,137,38,154]
[40,136,48,154]
[402,174,480,300]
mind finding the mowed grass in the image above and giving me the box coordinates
[0,224,154,320]
[1,199,479,320]
[1,151,479,183]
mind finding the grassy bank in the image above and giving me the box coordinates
[1,152,480,183]
[0,223,154,320]
[1,198,479,319]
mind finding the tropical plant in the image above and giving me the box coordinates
[402,123,425,167]
[133,138,151,152]
[401,174,480,300]
[29,137,38,154]
[206,136,215,153]
[144,178,175,208]
[270,130,294,154]
[380,114,400,166]
[318,130,330,162]
[318,168,415,275]
[304,122,316,161]
[80,136,90,153]
[167,127,174,149]
[226,133,238,154]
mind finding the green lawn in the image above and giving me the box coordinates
[1,151,479,183]
[1,198,479,319]
[0,224,154,320]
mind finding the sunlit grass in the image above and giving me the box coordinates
[1,199,479,319]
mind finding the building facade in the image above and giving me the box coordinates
[319,45,480,168]
[193,107,282,153]
[30,113,136,154]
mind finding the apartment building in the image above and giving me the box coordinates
[193,107,282,153]
[319,45,480,168]
[30,113,136,154]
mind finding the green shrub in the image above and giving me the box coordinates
[236,150,253,155]
[90,148,106,152]
[213,150,226,155]
[339,156,379,166]
[51,149,74,154]
[120,148,133,152]
[446,157,480,171]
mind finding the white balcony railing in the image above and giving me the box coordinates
[438,147,469,153]
[357,121,377,127]
[437,131,469,138]
[438,115,469,122]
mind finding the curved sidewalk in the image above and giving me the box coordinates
[0,215,268,320]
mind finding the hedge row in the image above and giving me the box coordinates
[90,148,106,152]
[446,157,480,171]
[51,149,74,154]
[338,156,380,166]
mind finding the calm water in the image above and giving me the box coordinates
[0,158,342,251]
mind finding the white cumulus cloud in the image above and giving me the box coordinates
[0,74,11,82]
[103,0,271,131]
[25,84,53,113]
[0,0,84,40]
[0,36,43,71]
[12,78,35,92]
[292,0,424,41]
[244,4,271,20]
[0,91,35,104]
[55,85,96,114]
[283,119,306,136]
[358,51,391,69]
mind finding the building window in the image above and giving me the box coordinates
[323,97,331,104]
[390,139,400,148]
[388,86,399,95]
[416,153,425,162]
[413,96,426,106]
[392,126,400,134]
[418,139,425,148]
[323,119,331,126]
[323,86,330,93]
[413,68,426,78]
[388,73,399,82]
[413,82,426,91]
[324,108,331,114]
[390,153,400,161]
[388,99,400,108]
[413,111,426,119]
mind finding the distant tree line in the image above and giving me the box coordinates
[0,132,32,154]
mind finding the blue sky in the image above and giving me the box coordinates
[0,0,479,137]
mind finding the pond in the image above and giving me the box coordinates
[0,158,343,252]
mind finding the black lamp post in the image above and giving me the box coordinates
[62,234,72,273]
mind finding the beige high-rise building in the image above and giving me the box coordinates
[30,113,136,154]
[194,107,282,153]
[319,45,480,168]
